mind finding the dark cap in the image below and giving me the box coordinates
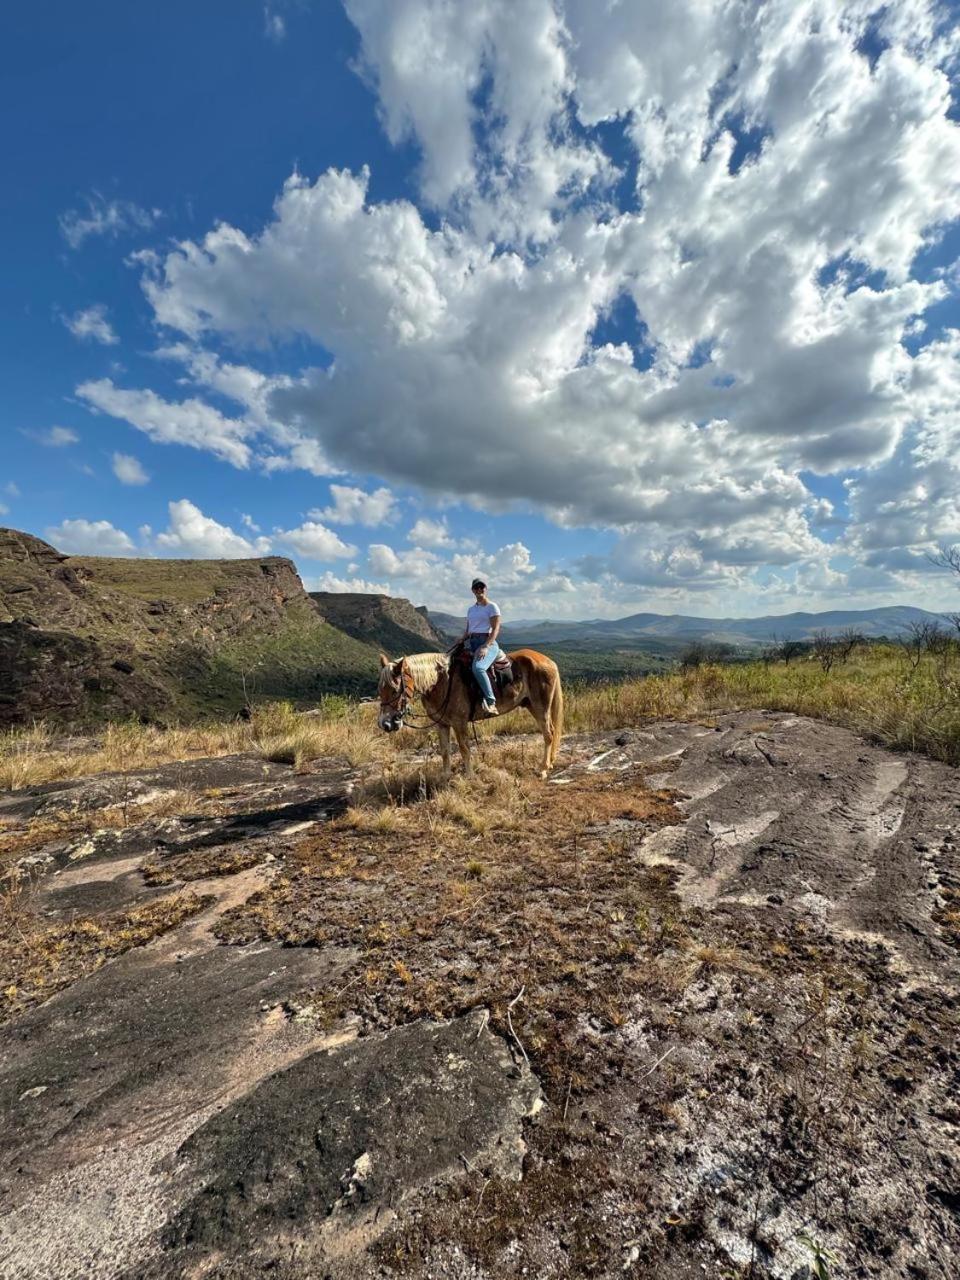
[471,578,486,590]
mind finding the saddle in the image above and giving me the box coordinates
[452,643,515,696]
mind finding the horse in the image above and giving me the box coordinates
[377,648,563,778]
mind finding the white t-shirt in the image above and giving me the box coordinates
[467,600,501,634]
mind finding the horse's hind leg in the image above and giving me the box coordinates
[438,724,452,780]
[548,679,563,768]
[527,696,553,778]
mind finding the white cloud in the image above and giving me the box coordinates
[274,520,357,560]
[111,452,150,485]
[154,343,338,476]
[0,503,8,517]
[408,516,453,548]
[59,193,159,250]
[77,379,253,468]
[120,0,960,603]
[311,571,392,594]
[45,518,136,556]
[62,304,118,345]
[4,483,19,497]
[153,499,273,559]
[23,426,79,447]
[314,484,397,526]
[241,513,261,532]
[366,537,537,610]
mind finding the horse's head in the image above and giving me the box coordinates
[377,654,414,732]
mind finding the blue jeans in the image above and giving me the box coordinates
[467,635,500,704]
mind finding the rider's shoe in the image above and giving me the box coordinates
[483,701,499,716]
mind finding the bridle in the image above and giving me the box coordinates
[379,649,460,732]
[381,659,417,725]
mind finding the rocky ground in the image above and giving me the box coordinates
[0,712,958,1279]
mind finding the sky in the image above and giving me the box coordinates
[3,0,960,620]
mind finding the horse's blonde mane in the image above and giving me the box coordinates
[402,651,449,694]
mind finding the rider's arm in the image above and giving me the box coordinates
[488,613,501,646]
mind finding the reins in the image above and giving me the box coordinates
[391,645,483,753]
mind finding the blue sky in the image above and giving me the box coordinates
[3,1,960,618]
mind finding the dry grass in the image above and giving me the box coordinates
[0,890,213,1022]
[485,643,960,767]
[215,758,688,1092]
[0,700,381,791]
[2,644,958,794]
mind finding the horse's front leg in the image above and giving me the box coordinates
[454,724,472,776]
[438,724,452,780]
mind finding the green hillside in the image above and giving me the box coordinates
[0,529,381,727]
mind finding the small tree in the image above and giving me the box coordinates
[812,629,838,672]
[835,627,864,664]
[929,543,960,579]
[779,638,810,665]
[680,640,734,669]
[900,619,947,670]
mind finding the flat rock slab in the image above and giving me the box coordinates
[554,712,960,978]
[155,1011,540,1275]
[0,752,353,821]
[0,925,358,1280]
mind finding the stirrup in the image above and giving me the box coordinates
[483,701,499,716]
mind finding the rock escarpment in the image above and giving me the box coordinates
[0,528,379,727]
[310,590,447,655]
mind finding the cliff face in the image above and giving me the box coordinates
[309,592,447,655]
[0,530,380,727]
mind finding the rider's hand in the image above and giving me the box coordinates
[478,646,488,660]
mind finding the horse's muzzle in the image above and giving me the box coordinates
[378,712,404,733]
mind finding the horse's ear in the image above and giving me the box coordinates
[379,653,390,668]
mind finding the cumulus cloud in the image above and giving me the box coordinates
[311,571,392,594]
[59,193,160,250]
[77,378,253,468]
[119,0,960,601]
[365,537,537,610]
[153,499,273,558]
[151,343,338,476]
[408,516,454,548]
[62,304,118,345]
[274,520,357,559]
[314,484,397,526]
[111,452,150,485]
[45,518,136,556]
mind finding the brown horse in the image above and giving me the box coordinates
[377,648,563,778]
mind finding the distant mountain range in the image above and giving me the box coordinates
[428,604,953,649]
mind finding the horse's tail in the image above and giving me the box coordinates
[549,673,564,766]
